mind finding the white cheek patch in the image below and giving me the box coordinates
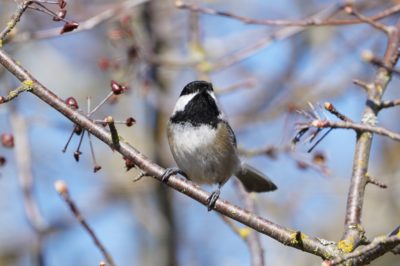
[209,91,225,119]
[209,91,217,102]
[172,93,196,115]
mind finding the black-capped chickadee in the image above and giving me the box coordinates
[162,81,277,210]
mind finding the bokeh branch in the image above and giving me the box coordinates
[175,1,400,27]
[54,180,116,266]
[8,0,149,43]
[235,180,265,266]
[11,108,47,265]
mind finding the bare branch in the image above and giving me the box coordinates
[11,109,46,265]
[235,180,265,266]
[352,79,371,92]
[9,0,149,43]
[216,78,256,94]
[344,5,390,34]
[300,119,400,142]
[210,4,341,71]
[54,180,116,266]
[0,1,32,42]
[362,50,400,76]
[379,99,400,109]
[324,102,353,122]
[324,234,400,265]
[0,82,33,104]
[341,19,400,251]
[175,1,400,27]
[366,175,387,189]
[0,48,341,260]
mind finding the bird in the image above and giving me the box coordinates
[161,80,277,211]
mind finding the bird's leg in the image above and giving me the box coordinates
[207,184,222,211]
[160,167,187,182]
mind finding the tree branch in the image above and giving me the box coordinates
[235,180,265,266]
[54,180,116,266]
[379,99,400,109]
[299,120,400,142]
[0,47,340,260]
[0,1,32,42]
[324,233,400,266]
[361,50,400,76]
[340,19,400,251]
[11,108,46,265]
[175,1,400,27]
[209,3,342,71]
[7,0,149,43]
[344,5,390,34]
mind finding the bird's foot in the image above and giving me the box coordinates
[206,189,220,211]
[160,167,185,182]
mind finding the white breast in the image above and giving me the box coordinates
[167,122,239,185]
[171,123,216,152]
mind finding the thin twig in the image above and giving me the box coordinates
[9,0,149,43]
[62,126,76,153]
[362,50,400,76]
[74,129,85,161]
[324,102,353,122]
[87,97,101,172]
[366,175,387,189]
[175,1,400,27]
[235,180,265,266]
[27,2,70,24]
[307,128,333,153]
[0,84,33,104]
[11,109,47,232]
[379,99,400,109]
[93,119,128,125]
[344,6,390,34]
[239,145,330,176]
[54,180,116,266]
[11,108,46,265]
[210,4,340,71]
[132,171,148,182]
[302,120,400,142]
[0,1,32,42]
[352,79,371,92]
[216,78,256,94]
[88,92,113,117]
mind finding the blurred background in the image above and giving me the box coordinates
[0,0,400,265]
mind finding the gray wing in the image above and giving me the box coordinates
[220,120,237,147]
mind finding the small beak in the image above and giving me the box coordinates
[200,83,211,94]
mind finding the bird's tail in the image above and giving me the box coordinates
[235,163,277,192]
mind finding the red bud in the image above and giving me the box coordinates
[125,117,136,127]
[1,133,14,148]
[66,97,79,110]
[60,22,79,34]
